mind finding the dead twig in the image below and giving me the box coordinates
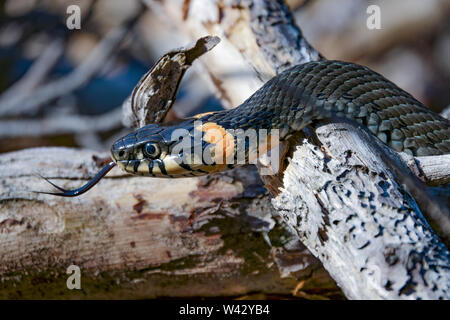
[0,38,64,108]
[0,107,122,138]
[0,10,144,117]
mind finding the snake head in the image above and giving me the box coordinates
[111,121,214,177]
[112,124,167,175]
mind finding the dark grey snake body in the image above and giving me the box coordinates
[200,60,449,157]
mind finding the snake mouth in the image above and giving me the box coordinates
[115,148,217,178]
[114,156,184,177]
[114,159,148,175]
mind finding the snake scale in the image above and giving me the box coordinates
[38,60,450,196]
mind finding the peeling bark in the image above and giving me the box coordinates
[123,35,221,128]
[272,123,450,299]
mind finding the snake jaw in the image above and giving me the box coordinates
[34,161,116,197]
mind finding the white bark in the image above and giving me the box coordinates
[272,123,450,299]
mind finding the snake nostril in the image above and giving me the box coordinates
[118,150,125,158]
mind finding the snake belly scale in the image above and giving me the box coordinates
[110,60,450,178]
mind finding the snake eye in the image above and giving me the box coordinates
[143,143,161,159]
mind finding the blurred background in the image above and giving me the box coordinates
[0,0,449,154]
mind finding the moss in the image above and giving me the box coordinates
[137,254,203,274]
[196,203,292,276]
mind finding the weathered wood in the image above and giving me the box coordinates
[122,35,221,128]
[272,123,450,299]
[0,148,337,299]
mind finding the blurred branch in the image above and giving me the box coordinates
[0,38,64,107]
[0,10,144,117]
[74,131,105,151]
[0,107,122,138]
[297,0,450,61]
